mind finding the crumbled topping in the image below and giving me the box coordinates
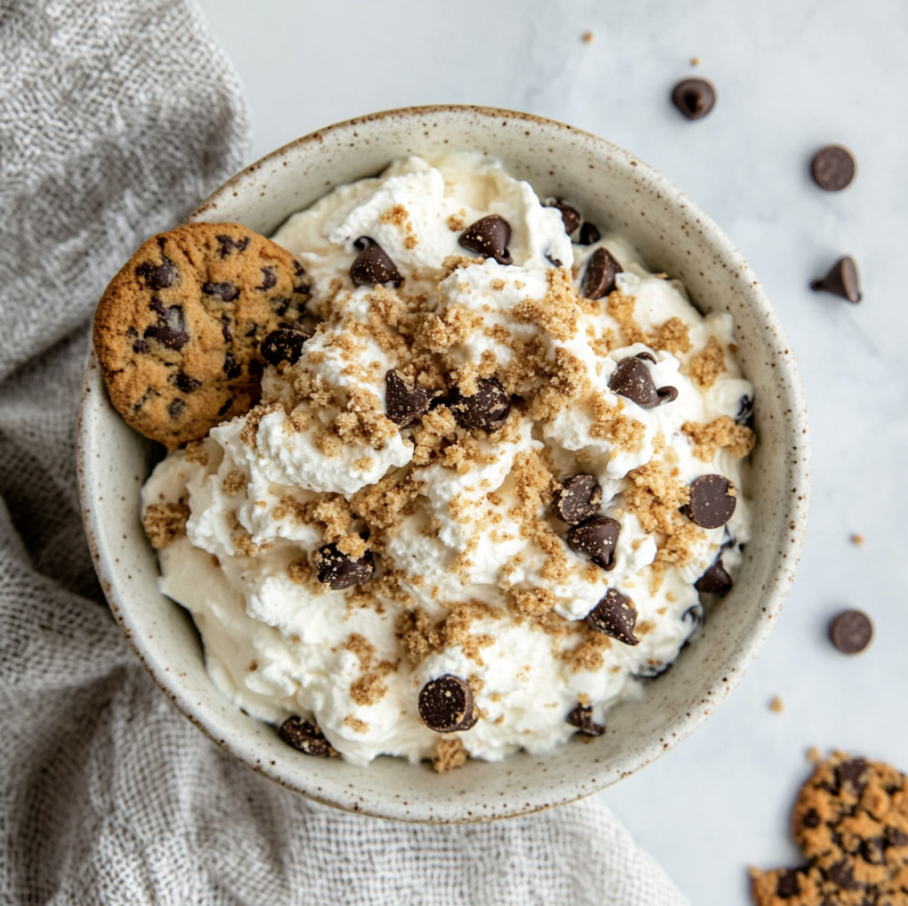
[562,629,612,673]
[142,502,189,549]
[433,737,468,772]
[183,441,209,466]
[333,386,398,450]
[653,317,692,354]
[682,416,755,462]
[513,269,581,342]
[589,394,646,451]
[344,716,369,733]
[221,470,248,496]
[687,336,726,389]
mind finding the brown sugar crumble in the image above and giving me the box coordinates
[682,416,755,462]
[433,736,468,772]
[143,502,190,549]
[686,336,726,389]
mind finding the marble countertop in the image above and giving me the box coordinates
[196,0,908,901]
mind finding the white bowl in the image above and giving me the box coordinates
[78,105,810,822]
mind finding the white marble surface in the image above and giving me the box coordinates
[195,0,908,901]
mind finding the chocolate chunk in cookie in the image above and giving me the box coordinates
[93,222,310,449]
[314,543,374,590]
[418,675,477,733]
[279,716,334,757]
[750,751,908,906]
[261,328,310,367]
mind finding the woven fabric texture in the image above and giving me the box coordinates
[0,1,689,903]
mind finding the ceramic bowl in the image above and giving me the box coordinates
[78,104,810,822]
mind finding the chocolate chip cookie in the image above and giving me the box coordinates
[750,751,908,905]
[93,222,310,448]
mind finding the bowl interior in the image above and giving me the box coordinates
[79,105,810,822]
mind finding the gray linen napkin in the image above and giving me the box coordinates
[0,1,689,903]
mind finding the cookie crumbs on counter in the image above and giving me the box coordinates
[142,502,190,549]
[769,696,784,713]
[433,737,468,772]
[806,747,821,763]
[850,533,865,546]
[582,30,594,43]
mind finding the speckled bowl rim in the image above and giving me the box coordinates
[79,104,811,823]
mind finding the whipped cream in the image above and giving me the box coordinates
[142,153,754,768]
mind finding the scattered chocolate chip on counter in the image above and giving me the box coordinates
[810,255,862,303]
[810,144,857,191]
[828,608,873,654]
[671,78,716,120]
[418,675,477,733]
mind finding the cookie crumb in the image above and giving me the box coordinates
[850,533,865,546]
[806,746,821,763]
[433,737,468,773]
[769,696,784,713]
[142,502,190,549]
[691,56,701,66]
[581,30,594,43]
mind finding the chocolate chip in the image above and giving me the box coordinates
[418,675,477,732]
[811,146,856,192]
[202,281,240,302]
[736,395,754,426]
[802,808,821,829]
[315,543,374,590]
[223,352,242,379]
[458,215,513,265]
[684,475,737,529]
[581,247,623,299]
[261,328,309,367]
[546,253,563,268]
[447,376,510,431]
[385,370,430,427]
[552,474,602,525]
[131,389,153,413]
[811,256,862,303]
[609,356,661,408]
[350,237,403,287]
[671,78,717,120]
[586,588,639,645]
[217,398,233,417]
[836,758,870,794]
[567,516,620,570]
[776,869,801,899]
[683,603,704,640]
[695,558,733,595]
[292,260,310,294]
[829,610,873,655]
[167,398,185,420]
[887,827,908,847]
[279,716,332,757]
[135,255,177,291]
[221,321,232,342]
[144,298,188,350]
[133,339,148,353]
[567,704,605,737]
[175,372,201,393]
[257,266,277,290]
[244,322,260,338]
[216,234,250,257]
[861,837,886,864]
[549,200,581,235]
[826,860,860,891]
[635,351,657,364]
[579,222,600,246]
[657,386,678,403]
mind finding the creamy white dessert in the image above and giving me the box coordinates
[141,153,755,770]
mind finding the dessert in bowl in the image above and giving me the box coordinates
[79,105,810,821]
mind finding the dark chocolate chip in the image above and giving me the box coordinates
[567,516,620,570]
[567,704,605,737]
[586,588,639,645]
[261,328,309,367]
[552,474,602,525]
[657,386,679,403]
[223,352,242,379]
[550,200,581,235]
[802,808,821,829]
[418,675,477,732]
[244,322,260,338]
[135,255,177,291]
[221,321,232,342]
[684,475,736,529]
[279,716,332,757]
[447,376,510,431]
[248,359,264,379]
[167,398,185,420]
[202,281,240,302]
[736,395,754,426]
[811,145,856,192]
[776,869,801,899]
[811,256,862,303]
[175,372,201,393]
[581,246,623,299]
[458,215,513,265]
[695,558,733,595]
[315,543,374,590]
[144,298,189,350]
[836,758,870,795]
[579,222,600,246]
[609,356,660,408]
[671,78,717,120]
[887,827,908,847]
[829,610,873,655]
[861,837,886,864]
[385,370,430,427]
[216,234,250,257]
[635,351,657,364]
[257,266,277,290]
[217,398,234,417]
[546,253,563,268]
[133,339,148,353]
[350,237,403,287]
[826,860,860,891]
[292,261,310,294]
[131,388,153,414]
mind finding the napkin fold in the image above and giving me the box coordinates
[0,1,689,902]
